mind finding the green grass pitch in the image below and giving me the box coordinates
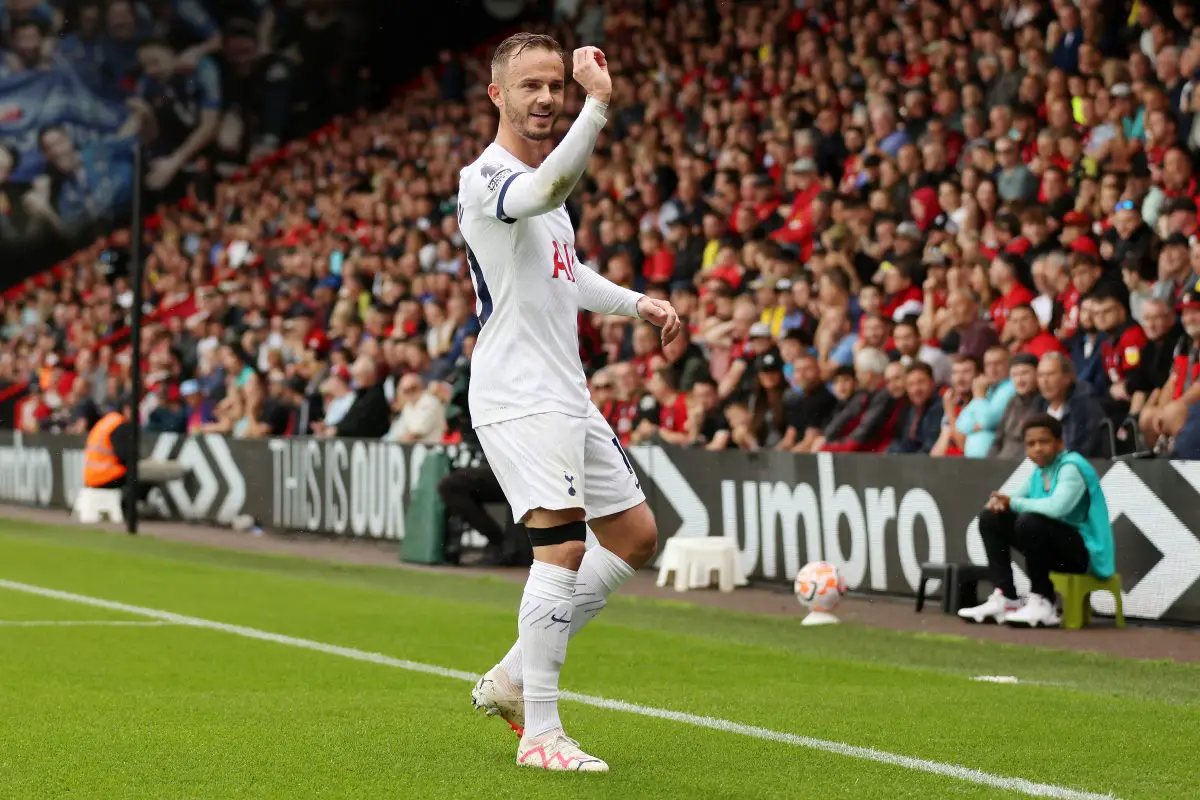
[0,520,1197,799]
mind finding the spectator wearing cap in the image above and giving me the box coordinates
[1033,352,1106,458]
[887,362,944,455]
[1152,233,1194,306]
[718,320,777,399]
[147,383,187,434]
[893,320,950,386]
[180,380,213,434]
[956,346,1016,458]
[1093,284,1150,418]
[1103,199,1153,268]
[758,278,796,339]
[778,279,817,343]
[890,221,924,263]
[1007,304,1068,360]
[1059,212,1093,249]
[940,289,1000,361]
[819,351,905,454]
[737,351,790,449]
[989,353,1043,459]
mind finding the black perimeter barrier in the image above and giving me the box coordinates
[3,431,1199,626]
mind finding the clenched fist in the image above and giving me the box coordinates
[636,296,681,346]
[572,46,611,105]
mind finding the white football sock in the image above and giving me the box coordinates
[519,560,577,739]
[501,546,634,688]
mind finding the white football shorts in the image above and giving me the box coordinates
[475,405,646,523]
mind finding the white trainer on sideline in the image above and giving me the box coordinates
[958,589,1019,624]
[1004,594,1061,628]
[471,666,525,735]
[517,727,609,772]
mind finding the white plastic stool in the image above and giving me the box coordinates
[655,537,747,593]
[73,488,125,524]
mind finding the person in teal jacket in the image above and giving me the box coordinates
[958,413,1115,628]
[955,346,1016,457]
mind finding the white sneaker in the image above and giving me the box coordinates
[517,727,609,772]
[1004,594,1061,628]
[958,589,1019,624]
[471,666,524,735]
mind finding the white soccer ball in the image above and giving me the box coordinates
[794,561,847,613]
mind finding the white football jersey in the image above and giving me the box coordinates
[458,143,590,428]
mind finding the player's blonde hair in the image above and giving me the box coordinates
[490,32,564,85]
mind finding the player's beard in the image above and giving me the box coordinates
[505,96,558,142]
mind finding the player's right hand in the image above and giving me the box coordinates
[636,297,682,347]
[572,47,612,105]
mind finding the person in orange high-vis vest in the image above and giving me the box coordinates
[82,400,188,517]
[84,411,130,489]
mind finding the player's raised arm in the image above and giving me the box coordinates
[482,39,612,222]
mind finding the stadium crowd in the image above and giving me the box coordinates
[4,0,1200,463]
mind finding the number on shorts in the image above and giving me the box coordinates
[611,437,634,475]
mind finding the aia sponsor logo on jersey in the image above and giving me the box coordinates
[0,103,23,124]
[551,241,576,282]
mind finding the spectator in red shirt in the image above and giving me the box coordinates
[629,322,662,379]
[987,252,1035,335]
[1007,304,1068,359]
[1092,284,1148,416]
[820,350,904,453]
[639,228,676,285]
[880,261,924,322]
[635,363,690,446]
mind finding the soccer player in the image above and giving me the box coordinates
[457,33,680,772]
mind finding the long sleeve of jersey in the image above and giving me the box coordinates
[492,96,609,221]
[575,260,643,318]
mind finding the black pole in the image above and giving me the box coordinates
[126,143,145,535]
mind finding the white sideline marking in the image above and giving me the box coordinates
[0,579,1118,800]
[0,619,174,627]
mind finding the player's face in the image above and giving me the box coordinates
[499,48,565,142]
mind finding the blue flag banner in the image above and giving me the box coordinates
[0,64,130,184]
